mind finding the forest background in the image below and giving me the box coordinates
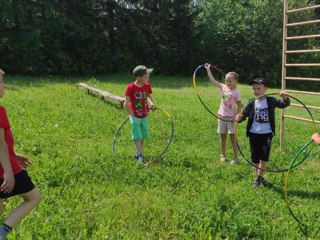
[0,0,319,87]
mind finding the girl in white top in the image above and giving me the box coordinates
[205,64,242,164]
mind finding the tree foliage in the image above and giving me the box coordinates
[0,0,318,84]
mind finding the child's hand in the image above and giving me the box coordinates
[279,91,288,99]
[312,133,320,144]
[16,154,32,168]
[235,113,242,122]
[1,171,15,193]
[204,63,210,69]
[150,104,155,111]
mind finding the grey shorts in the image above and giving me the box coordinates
[217,116,236,134]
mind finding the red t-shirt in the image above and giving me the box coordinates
[0,106,22,178]
[125,82,152,118]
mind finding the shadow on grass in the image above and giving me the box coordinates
[271,184,320,200]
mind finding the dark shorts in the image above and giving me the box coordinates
[249,133,273,163]
[0,170,35,199]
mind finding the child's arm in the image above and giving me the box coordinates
[147,94,155,111]
[275,91,290,108]
[124,96,134,116]
[0,129,15,193]
[312,133,320,144]
[15,153,32,168]
[205,64,222,89]
[233,101,243,121]
[235,99,253,122]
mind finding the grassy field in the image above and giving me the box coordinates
[1,74,319,239]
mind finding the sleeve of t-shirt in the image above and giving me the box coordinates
[148,83,153,95]
[235,90,241,102]
[0,107,10,129]
[124,84,132,97]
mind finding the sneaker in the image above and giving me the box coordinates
[220,155,227,162]
[261,177,273,188]
[252,176,261,189]
[230,158,239,164]
[137,153,145,165]
[252,180,260,189]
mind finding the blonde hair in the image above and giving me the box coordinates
[225,72,239,81]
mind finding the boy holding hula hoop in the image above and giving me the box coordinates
[124,65,155,165]
[235,78,290,188]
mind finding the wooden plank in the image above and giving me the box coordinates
[291,103,320,111]
[286,34,320,40]
[287,19,320,27]
[76,83,125,107]
[283,115,320,124]
[287,4,320,13]
[285,63,320,67]
[285,90,320,96]
[285,77,320,81]
[286,49,320,54]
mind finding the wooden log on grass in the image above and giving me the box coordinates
[76,83,125,108]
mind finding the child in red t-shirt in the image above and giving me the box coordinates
[124,65,155,165]
[0,69,41,240]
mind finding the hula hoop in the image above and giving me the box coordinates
[236,92,316,173]
[283,139,314,238]
[112,107,174,167]
[193,64,233,122]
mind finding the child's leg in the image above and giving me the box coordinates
[3,188,41,228]
[229,134,238,159]
[220,134,227,157]
[134,140,143,154]
[258,160,268,176]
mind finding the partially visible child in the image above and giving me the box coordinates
[312,133,320,144]
[124,65,155,165]
[205,64,242,164]
[0,69,41,240]
[235,78,290,188]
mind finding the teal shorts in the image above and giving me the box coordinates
[130,116,149,141]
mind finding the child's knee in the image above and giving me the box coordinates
[24,189,42,206]
[33,190,42,205]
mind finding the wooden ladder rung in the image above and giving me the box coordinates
[286,34,320,40]
[285,63,320,67]
[286,49,320,54]
[285,77,320,81]
[287,4,320,13]
[286,90,320,96]
[283,115,320,124]
[286,19,320,27]
[291,103,320,111]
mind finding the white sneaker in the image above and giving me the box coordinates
[220,155,227,162]
[230,159,239,164]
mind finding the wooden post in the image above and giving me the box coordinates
[280,0,288,151]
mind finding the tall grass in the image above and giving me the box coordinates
[1,74,319,239]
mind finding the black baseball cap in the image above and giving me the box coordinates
[250,78,267,87]
[133,65,153,77]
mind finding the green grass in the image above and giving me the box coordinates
[1,74,320,239]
